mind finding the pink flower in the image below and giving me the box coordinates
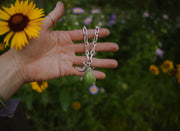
[111,14,116,19]
[156,48,163,57]
[143,12,149,18]
[107,19,115,27]
[107,14,116,27]
[89,85,99,95]
[73,8,84,14]
[84,17,93,25]
[91,9,100,14]
[162,14,168,20]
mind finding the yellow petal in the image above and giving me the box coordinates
[9,4,16,15]
[31,17,45,22]
[15,0,20,13]
[34,26,42,30]
[31,82,38,86]
[3,31,14,47]
[0,25,10,35]
[29,25,42,31]
[28,7,45,20]
[19,0,24,13]
[0,21,8,26]
[0,9,10,20]
[25,1,35,15]
[2,5,15,16]
[24,26,40,39]
[32,85,39,90]
[11,31,28,50]
[22,0,29,15]
[29,21,43,26]
[37,88,42,93]
[43,81,48,88]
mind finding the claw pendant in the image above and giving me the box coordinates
[78,62,89,72]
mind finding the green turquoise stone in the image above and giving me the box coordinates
[84,68,96,84]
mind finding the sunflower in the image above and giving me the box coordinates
[161,60,174,73]
[149,65,159,75]
[0,0,45,50]
[30,81,48,93]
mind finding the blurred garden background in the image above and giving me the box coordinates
[0,0,180,130]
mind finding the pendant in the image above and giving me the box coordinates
[78,62,89,72]
[84,68,96,84]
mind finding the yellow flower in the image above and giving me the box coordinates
[149,65,159,75]
[147,128,152,131]
[177,64,180,71]
[0,0,45,50]
[30,81,48,93]
[176,64,180,83]
[72,101,81,110]
[122,83,128,89]
[0,43,5,51]
[161,60,174,73]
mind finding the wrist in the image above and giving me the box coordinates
[0,49,25,101]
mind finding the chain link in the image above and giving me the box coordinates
[83,26,89,56]
[83,26,100,67]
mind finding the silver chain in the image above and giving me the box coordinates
[83,26,100,67]
[78,26,100,72]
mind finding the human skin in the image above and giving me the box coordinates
[0,2,119,101]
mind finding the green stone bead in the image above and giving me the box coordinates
[84,68,96,84]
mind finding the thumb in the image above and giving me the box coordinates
[42,1,64,30]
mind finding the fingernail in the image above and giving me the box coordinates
[56,1,62,7]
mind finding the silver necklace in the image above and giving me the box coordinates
[79,26,100,85]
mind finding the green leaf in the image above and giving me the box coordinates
[41,92,49,107]
[59,88,71,112]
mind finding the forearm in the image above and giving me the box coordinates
[0,50,24,101]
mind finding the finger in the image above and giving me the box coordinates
[42,2,64,30]
[68,28,110,41]
[73,56,118,68]
[74,42,119,53]
[73,67,106,79]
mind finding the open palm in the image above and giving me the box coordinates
[12,2,118,83]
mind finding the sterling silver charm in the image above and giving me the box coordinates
[79,26,100,85]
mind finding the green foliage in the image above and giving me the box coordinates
[59,88,71,112]
[0,0,180,130]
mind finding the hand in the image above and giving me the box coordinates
[10,2,119,83]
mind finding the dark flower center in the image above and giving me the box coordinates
[151,68,156,72]
[8,13,29,32]
[164,63,170,69]
[169,69,177,75]
[37,81,43,86]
